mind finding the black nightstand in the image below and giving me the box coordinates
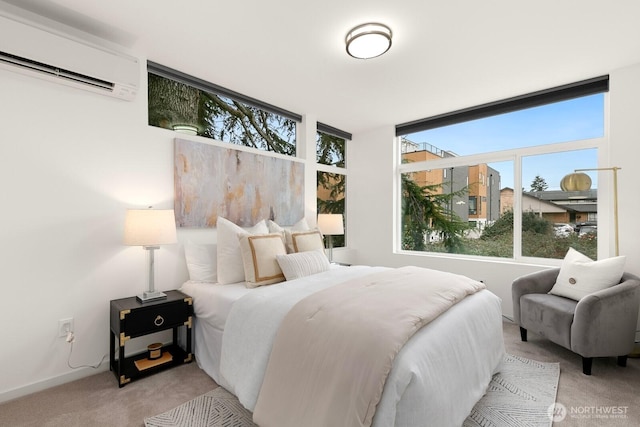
[109,290,193,387]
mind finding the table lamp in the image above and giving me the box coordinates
[317,213,344,263]
[123,208,177,302]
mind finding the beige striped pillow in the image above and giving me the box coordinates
[276,250,330,281]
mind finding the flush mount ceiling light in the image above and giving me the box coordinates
[345,23,392,59]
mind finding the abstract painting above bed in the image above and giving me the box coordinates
[174,138,304,227]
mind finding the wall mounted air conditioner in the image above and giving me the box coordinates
[0,13,139,101]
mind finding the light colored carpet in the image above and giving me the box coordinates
[145,353,559,427]
[2,321,636,427]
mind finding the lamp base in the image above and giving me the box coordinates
[136,290,167,303]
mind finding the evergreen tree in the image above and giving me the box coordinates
[401,174,469,252]
[530,175,549,192]
[148,73,296,155]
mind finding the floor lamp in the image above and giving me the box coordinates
[560,167,620,256]
[563,167,640,358]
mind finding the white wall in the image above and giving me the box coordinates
[1,30,639,403]
[348,62,640,324]
[0,68,171,400]
[0,52,325,401]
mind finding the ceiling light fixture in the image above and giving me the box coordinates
[345,23,392,59]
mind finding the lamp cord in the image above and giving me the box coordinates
[67,338,108,370]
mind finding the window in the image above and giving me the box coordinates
[316,128,346,167]
[316,128,349,248]
[397,77,607,261]
[147,62,300,156]
[468,196,477,215]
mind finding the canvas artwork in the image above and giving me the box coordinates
[174,138,305,227]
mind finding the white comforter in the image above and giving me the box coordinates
[219,266,505,426]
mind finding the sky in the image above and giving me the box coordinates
[407,94,604,191]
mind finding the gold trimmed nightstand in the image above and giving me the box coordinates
[109,290,193,387]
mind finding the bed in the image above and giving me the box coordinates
[181,264,505,427]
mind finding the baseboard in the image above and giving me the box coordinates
[0,364,109,404]
[0,335,173,404]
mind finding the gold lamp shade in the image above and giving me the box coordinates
[560,172,592,191]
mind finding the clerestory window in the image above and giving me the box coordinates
[147,62,299,156]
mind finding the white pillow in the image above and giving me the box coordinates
[291,229,325,253]
[216,217,268,284]
[239,233,287,288]
[184,242,217,282]
[276,251,330,281]
[268,218,311,253]
[548,247,626,301]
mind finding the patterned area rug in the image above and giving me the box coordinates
[144,387,254,427]
[464,353,559,427]
[145,354,559,427]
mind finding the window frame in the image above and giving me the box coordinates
[316,127,349,249]
[395,76,611,264]
[147,62,301,157]
[396,135,608,264]
[148,61,302,122]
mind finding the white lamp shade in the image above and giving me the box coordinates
[317,214,344,236]
[123,209,177,246]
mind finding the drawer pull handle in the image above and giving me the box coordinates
[154,315,165,327]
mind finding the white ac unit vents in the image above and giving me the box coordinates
[0,13,139,101]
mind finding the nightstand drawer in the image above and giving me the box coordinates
[121,300,191,337]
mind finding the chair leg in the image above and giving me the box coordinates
[519,327,527,342]
[618,356,628,367]
[582,357,593,375]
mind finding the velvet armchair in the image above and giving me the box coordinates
[512,268,640,375]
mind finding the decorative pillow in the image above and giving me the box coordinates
[548,247,626,301]
[239,233,287,288]
[216,217,268,284]
[291,229,325,253]
[184,242,217,282]
[268,218,311,253]
[276,251,330,281]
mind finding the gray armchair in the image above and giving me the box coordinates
[512,268,640,375]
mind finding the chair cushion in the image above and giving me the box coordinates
[520,293,578,350]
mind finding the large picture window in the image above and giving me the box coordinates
[397,77,607,261]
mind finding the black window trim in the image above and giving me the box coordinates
[396,75,609,136]
[317,122,352,141]
[148,61,302,122]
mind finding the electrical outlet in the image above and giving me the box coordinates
[58,318,74,338]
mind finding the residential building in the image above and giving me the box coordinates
[402,140,501,228]
[501,188,597,225]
